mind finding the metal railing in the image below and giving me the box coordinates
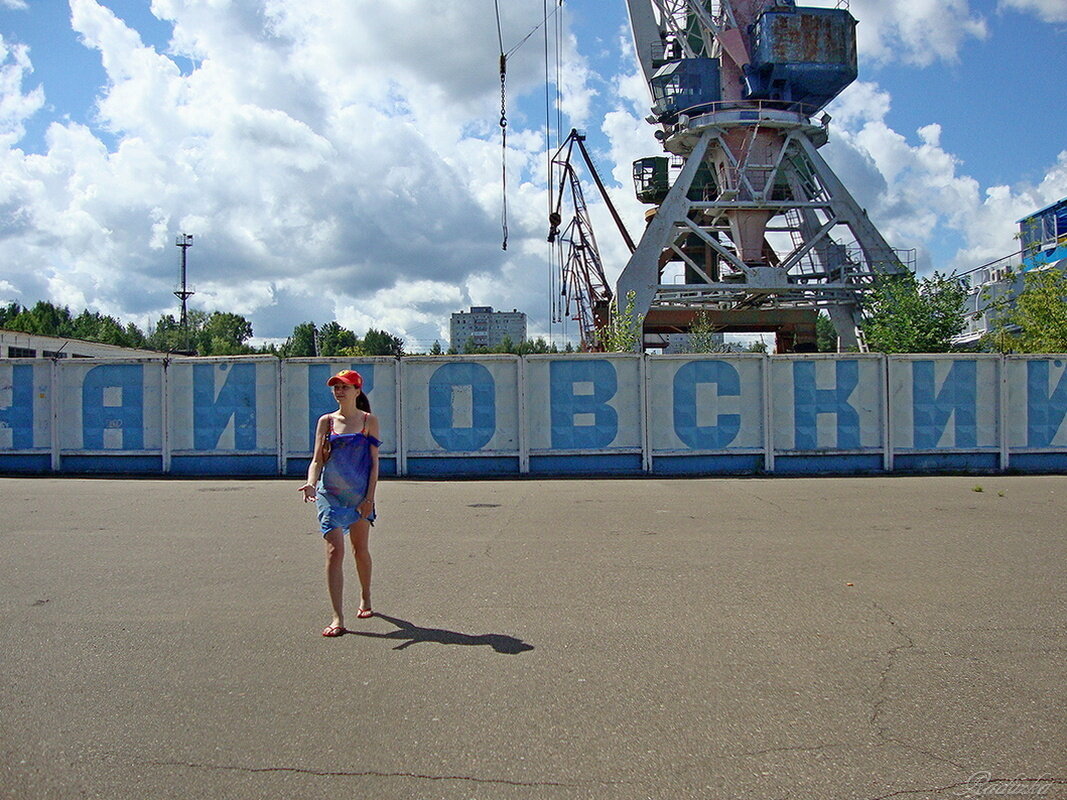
[672,98,824,124]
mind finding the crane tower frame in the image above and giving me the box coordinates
[617,0,910,351]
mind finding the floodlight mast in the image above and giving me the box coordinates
[618,0,910,352]
[174,233,195,352]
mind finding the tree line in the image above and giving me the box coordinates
[0,301,408,357]
[0,299,579,357]
[3,267,1064,358]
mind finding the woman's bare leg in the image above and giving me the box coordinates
[324,529,346,629]
[350,519,372,614]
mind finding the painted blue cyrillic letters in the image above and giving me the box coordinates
[82,364,144,450]
[912,360,977,448]
[793,360,860,450]
[1026,359,1067,448]
[194,363,257,450]
[428,362,495,451]
[0,364,34,449]
[673,360,741,449]
[549,360,618,449]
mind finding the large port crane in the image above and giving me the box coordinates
[617,0,911,351]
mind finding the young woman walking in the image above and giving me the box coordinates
[298,369,381,637]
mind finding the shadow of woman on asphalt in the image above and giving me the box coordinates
[347,613,534,654]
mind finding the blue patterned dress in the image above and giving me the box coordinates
[315,415,381,536]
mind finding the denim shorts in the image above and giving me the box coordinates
[316,494,376,537]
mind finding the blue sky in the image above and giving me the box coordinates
[861,9,1065,189]
[0,0,1064,349]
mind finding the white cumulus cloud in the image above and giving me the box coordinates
[822,81,1067,274]
[0,0,594,344]
[999,0,1067,23]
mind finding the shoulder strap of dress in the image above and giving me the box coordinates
[360,411,369,434]
[327,415,334,435]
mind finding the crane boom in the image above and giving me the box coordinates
[548,129,636,349]
[625,0,661,87]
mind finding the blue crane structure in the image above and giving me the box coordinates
[617,0,911,351]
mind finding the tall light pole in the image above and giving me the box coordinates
[174,233,195,353]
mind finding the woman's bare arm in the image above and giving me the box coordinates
[298,414,331,501]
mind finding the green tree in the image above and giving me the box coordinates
[986,268,1067,353]
[363,328,404,356]
[146,314,186,352]
[340,342,368,357]
[69,310,147,348]
[681,310,725,354]
[7,301,74,337]
[517,337,550,355]
[197,311,255,355]
[0,301,22,328]
[429,340,443,355]
[124,322,148,349]
[144,309,253,355]
[281,322,318,357]
[816,312,838,353]
[462,335,485,355]
[596,291,643,352]
[317,321,357,356]
[861,272,967,353]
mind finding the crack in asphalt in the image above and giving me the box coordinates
[869,601,917,736]
[867,602,970,772]
[877,735,967,771]
[145,759,594,788]
[733,602,1062,799]
[734,601,975,780]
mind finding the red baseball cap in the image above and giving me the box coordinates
[326,369,363,389]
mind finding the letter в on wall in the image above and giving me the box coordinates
[548,359,619,450]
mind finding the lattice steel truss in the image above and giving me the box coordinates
[620,0,909,350]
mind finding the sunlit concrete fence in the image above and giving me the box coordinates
[2,353,1066,477]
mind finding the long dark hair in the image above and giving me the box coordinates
[356,391,371,413]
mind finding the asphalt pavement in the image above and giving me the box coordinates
[1,474,1064,800]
